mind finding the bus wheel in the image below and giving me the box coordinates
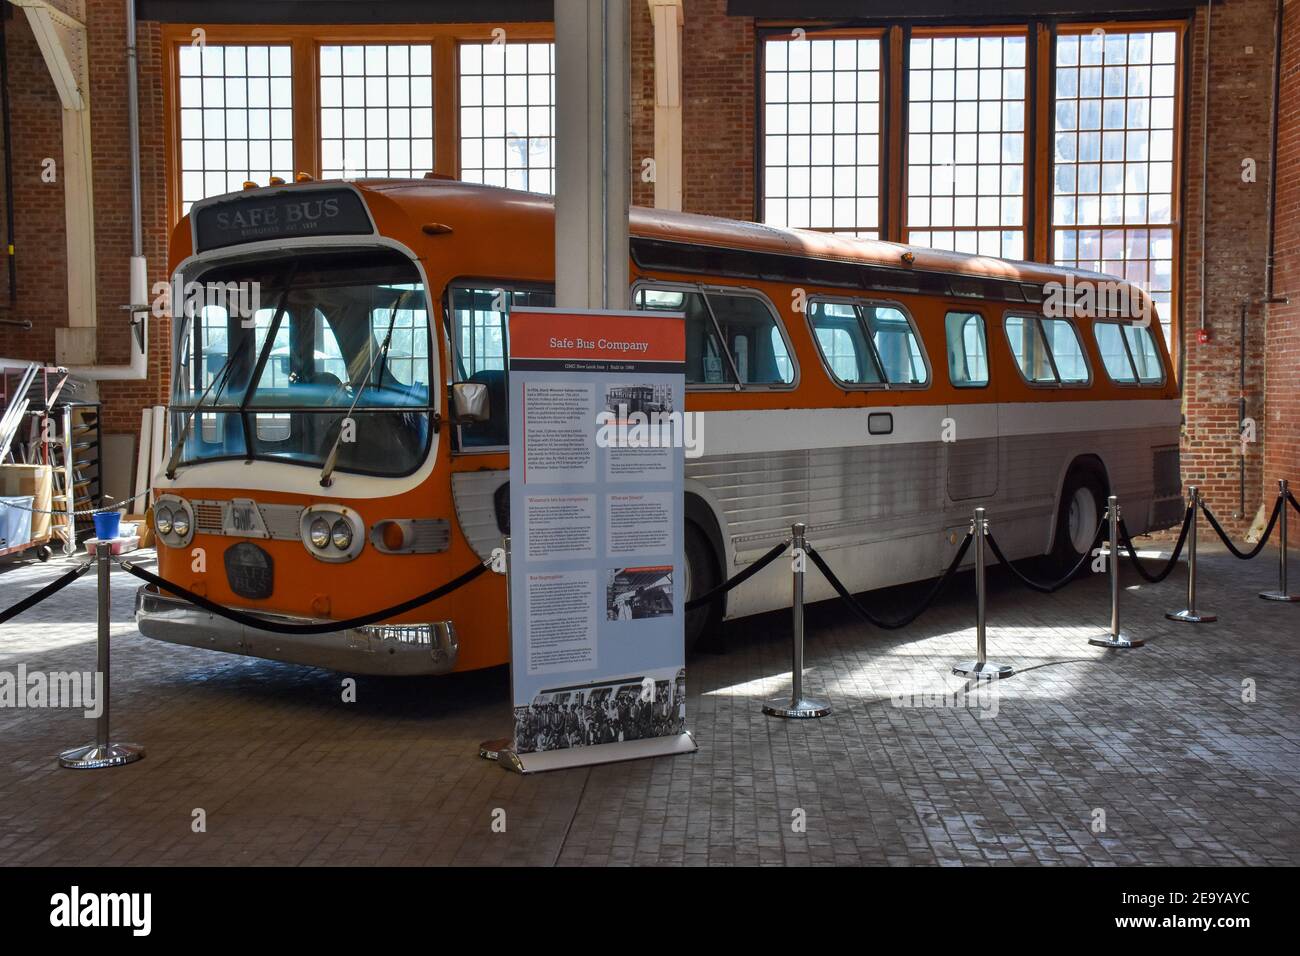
[1051,470,1105,575]
[684,522,720,654]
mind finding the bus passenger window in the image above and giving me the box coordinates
[1093,322,1136,382]
[1004,314,1057,384]
[636,287,734,385]
[810,301,880,385]
[860,306,927,385]
[703,292,795,386]
[1041,318,1089,384]
[944,311,988,387]
[1122,324,1164,384]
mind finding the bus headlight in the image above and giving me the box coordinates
[299,505,364,562]
[152,495,195,548]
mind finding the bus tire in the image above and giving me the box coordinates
[1050,469,1105,576]
[684,521,720,654]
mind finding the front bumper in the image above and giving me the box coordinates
[134,585,459,676]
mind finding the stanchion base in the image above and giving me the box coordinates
[1259,591,1300,603]
[952,661,1014,680]
[1165,609,1217,623]
[478,738,512,761]
[58,742,145,770]
[762,696,832,719]
[1089,631,1144,649]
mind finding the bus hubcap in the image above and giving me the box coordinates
[1068,488,1098,554]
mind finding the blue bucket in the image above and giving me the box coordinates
[92,510,121,541]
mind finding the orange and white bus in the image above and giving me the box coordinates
[135,178,1182,673]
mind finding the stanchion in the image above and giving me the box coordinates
[58,541,145,769]
[953,507,1014,679]
[480,535,514,761]
[1166,486,1217,624]
[1090,495,1143,649]
[763,523,831,718]
[1260,479,1299,602]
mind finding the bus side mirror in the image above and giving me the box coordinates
[452,381,490,423]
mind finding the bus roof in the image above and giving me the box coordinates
[355,176,1142,297]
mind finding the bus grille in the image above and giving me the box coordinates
[195,502,224,535]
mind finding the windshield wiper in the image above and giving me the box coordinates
[317,291,413,488]
[163,335,250,480]
[164,263,297,479]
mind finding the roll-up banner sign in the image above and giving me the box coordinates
[502,307,697,773]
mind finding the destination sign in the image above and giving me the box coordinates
[193,188,374,251]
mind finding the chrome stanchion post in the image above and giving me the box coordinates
[764,522,831,718]
[480,535,514,760]
[953,507,1014,679]
[58,541,145,769]
[1166,486,1217,623]
[1091,495,1143,648]
[1260,480,1299,602]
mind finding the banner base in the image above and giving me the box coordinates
[499,732,696,774]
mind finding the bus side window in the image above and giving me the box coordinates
[1094,322,1137,383]
[635,287,734,385]
[809,300,881,385]
[860,306,928,386]
[1040,318,1090,384]
[1004,314,1057,384]
[449,285,556,448]
[703,291,795,386]
[1122,323,1165,384]
[944,311,988,387]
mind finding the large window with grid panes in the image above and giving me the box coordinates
[759,20,1185,354]
[165,24,555,220]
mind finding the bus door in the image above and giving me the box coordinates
[942,308,999,501]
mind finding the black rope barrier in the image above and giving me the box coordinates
[984,519,1105,594]
[806,533,973,630]
[1288,490,1300,516]
[685,539,790,611]
[120,558,491,635]
[1116,504,1193,584]
[1199,497,1280,561]
[0,561,93,626]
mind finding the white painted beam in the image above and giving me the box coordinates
[648,0,683,211]
[10,0,98,362]
[554,0,631,310]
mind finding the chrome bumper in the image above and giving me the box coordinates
[134,586,459,676]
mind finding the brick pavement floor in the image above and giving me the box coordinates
[0,538,1296,866]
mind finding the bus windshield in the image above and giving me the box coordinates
[173,249,433,476]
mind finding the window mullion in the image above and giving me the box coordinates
[292,37,319,179]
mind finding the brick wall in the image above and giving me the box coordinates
[0,4,170,443]
[1180,0,1280,531]
[1265,0,1300,531]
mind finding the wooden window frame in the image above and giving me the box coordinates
[902,23,1034,259]
[161,22,554,227]
[755,25,889,238]
[1050,20,1187,370]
